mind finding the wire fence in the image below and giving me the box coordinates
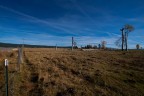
[0,46,23,96]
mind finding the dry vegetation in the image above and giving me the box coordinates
[0,48,144,96]
[0,50,18,96]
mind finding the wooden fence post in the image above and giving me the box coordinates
[18,47,23,71]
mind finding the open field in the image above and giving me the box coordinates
[0,48,144,96]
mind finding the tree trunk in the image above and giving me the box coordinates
[125,32,128,51]
[72,37,74,51]
[122,30,124,51]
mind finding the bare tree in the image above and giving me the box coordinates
[124,24,134,51]
[116,24,134,51]
[73,41,78,49]
[136,44,140,49]
[120,28,125,51]
[115,37,122,48]
[101,41,107,49]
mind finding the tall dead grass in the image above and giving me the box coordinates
[1,48,144,96]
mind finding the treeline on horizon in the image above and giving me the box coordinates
[0,42,71,48]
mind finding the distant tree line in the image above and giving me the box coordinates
[83,41,107,49]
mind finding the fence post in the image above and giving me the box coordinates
[5,59,8,96]
[18,47,21,71]
[18,47,23,71]
[55,44,57,51]
[21,46,23,63]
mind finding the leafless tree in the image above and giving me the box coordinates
[124,24,134,51]
[116,24,134,51]
[136,44,140,49]
[115,37,122,48]
[120,28,125,51]
[101,41,107,49]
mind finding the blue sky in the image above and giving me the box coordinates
[0,0,144,48]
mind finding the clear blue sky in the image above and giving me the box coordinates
[0,0,144,48]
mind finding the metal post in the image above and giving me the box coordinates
[5,59,8,96]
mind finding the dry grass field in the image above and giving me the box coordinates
[0,48,144,96]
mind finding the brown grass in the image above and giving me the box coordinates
[0,48,144,96]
